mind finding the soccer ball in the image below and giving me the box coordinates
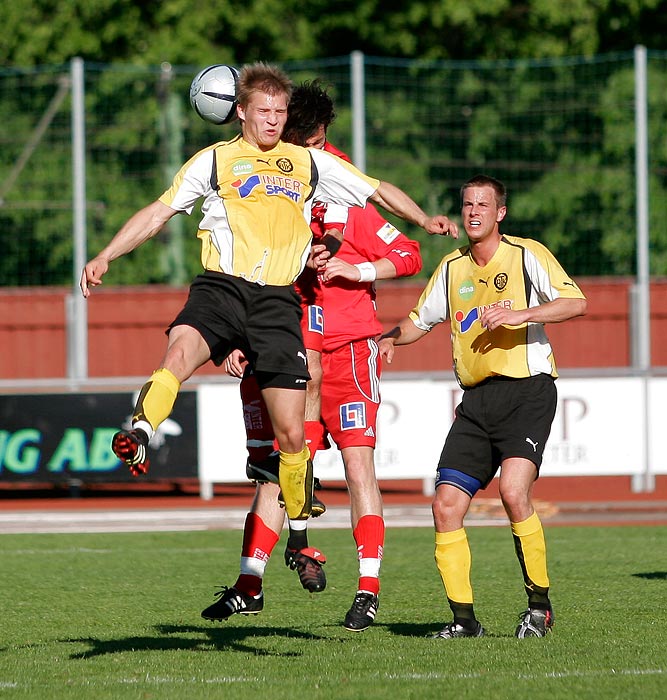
[189,64,239,125]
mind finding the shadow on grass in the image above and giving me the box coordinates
[65,623,327,659]
[380,622,512,639]
[632,571,667,580]
[378,622,438,637]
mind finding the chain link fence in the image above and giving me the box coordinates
[1,50,666,288]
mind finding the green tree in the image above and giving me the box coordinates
[2,0,667,67]
[2,4,667,286]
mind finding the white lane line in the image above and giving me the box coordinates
[0,505,496,534]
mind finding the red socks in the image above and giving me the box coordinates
[353,514,385,595]
[235,512,279,596]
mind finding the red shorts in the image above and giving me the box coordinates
[295,270,324,353]
[320,338,381,449]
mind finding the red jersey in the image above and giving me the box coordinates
[311,140,350,242]
[321,141,351,162]
[321,203,422,351]
[294,141,349,308]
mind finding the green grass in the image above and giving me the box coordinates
[1,525,666,699]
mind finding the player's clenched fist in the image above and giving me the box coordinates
[424,215,459,238]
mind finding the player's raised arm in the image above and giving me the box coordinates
[370,181,459,238]
[80,200,177,297]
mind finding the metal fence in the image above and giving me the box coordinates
[2,49,667,280]
[1,49,667,376]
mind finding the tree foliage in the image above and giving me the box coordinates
[1,0,667,67]
[1,2,667,286]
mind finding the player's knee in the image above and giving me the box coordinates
[343,448,374,478]
[274,427,306,454]
[432,495,466,530]
[498,486,531,518]
[344,461,377,494]
[164,326,208,376]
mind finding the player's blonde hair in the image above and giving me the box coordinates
[237,62,293,108]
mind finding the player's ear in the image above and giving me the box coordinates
[496,206,507,223]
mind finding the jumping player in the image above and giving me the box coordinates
[201,81,423,631]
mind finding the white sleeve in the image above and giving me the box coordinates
[309,149,378,208]
[410,263,449,331]
[160,149,216,215]
[323,202,349,227]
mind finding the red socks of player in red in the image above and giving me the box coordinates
[353,514,385,595]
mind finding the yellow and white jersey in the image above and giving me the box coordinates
[159,135,379,286]
[409,235,586,388]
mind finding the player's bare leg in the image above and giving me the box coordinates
[274,349,328,590]
[262,386,313,520]
[304,348,322,424]
[239,367,326,592]
[499,458,554,637]
[341,446,384,631]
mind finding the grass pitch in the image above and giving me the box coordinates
[1,524,666,699]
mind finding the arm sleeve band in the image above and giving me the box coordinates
[321,233,343,256]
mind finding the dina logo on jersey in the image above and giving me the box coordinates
[232,160,254,177]
[458,279,475,300]
[340,402,367,430]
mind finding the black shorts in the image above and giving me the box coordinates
[168,272,310,387]
[438,374,557,488]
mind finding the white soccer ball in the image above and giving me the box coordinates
[189,64,239,125]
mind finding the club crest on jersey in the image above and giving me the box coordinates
[308,305,324,334]
[276,157,293,173]
[340,402,367,430]
[494,273,508,291]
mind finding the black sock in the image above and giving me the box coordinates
[449,600,478,628]
[287,527,308,551]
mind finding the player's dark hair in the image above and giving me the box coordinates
[237,62,293,108]
[282,80,336,146]
[461,174,507,208]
